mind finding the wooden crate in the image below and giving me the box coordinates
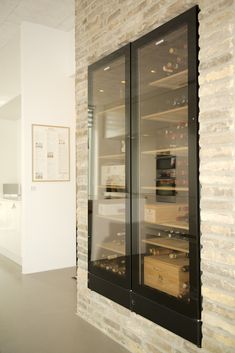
[144,203,188,224]
[144,255,189,297]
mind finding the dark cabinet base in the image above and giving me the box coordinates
[88,273,202,347]
[132,293,202,347]
[88,273,130,309]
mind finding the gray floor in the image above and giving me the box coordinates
[0,255,129,353]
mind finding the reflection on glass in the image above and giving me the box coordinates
[88,56,127,278]
[138,25,190,299]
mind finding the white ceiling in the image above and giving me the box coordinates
[0,0,75,49]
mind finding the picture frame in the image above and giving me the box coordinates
[32,124,70,182]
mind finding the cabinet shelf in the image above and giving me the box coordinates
[149,69,188,90]
[97,241,125,255]
[141,146,188,155]
[142,105,188,123]
[99,153,125,160]
[98,185,126,189]
[142,186,188,191]
[97,104,125,115]
[97,214,125,223]
[142,237,189,253]
[145,221,189,231]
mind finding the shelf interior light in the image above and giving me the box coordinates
[155,39,164,46]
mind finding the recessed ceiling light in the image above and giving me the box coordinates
[99,89,104,93]
[150,70,156,73]
[155,39,164,46]
[104,66,110,71]
[121,80,125,84]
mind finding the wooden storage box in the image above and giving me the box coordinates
[144,255,189,297]
[144,203,188,224]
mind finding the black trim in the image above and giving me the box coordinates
[88,273,130,309]
[132,293,202,347]
[131,4,201,325]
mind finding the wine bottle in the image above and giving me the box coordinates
[163,62,178,74]
[169,47,178,55]
[117,232,125,237]
[169,252,186,259]
[182,265,189,272]
[182,282,189,289]
[112,267,118,273]
[107,254,118,260]
[121,140,125,153]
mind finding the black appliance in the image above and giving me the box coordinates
[156,154,176,203]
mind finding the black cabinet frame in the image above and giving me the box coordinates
[88,6,201,346]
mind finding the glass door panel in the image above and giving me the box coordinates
[132,22,199,316]
[88,46,130,288]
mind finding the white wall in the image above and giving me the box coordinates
[0,33,20,106]
[0,119,21,197]
[0,119,21,264]
[21,22,76,273]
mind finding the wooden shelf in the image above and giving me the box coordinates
[142,105,188,123]
[97,214,125,223]
[142,186,188,192]
[99,185,125,189]
[99,153,125,160]
[103,192,126,199]
[142,237,189,253]
[145,221,189,231]
[158,222,188,230]
[149,70,188,90]
[97,104,125,115]
[97,241,125,255]
[141,146,188,155]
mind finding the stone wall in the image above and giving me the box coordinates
[75,0,235,352]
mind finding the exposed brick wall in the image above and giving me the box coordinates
[75,0,235,352]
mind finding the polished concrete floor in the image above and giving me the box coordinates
[0,255,129,353]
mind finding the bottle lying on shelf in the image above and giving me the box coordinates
[107,254,118,260]
[93,257,126,277]
[168,251,187,259]
[148,247,171,256]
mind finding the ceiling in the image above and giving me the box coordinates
[0,0,75,49]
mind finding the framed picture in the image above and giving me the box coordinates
[32,124,70,182]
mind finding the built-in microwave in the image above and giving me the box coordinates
[156,154,176,203]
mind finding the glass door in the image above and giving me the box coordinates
[88,45,131,293]
[131,9,200,320]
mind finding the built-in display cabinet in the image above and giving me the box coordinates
[88,6,201,346]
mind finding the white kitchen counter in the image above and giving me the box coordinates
[0,198,21,264]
